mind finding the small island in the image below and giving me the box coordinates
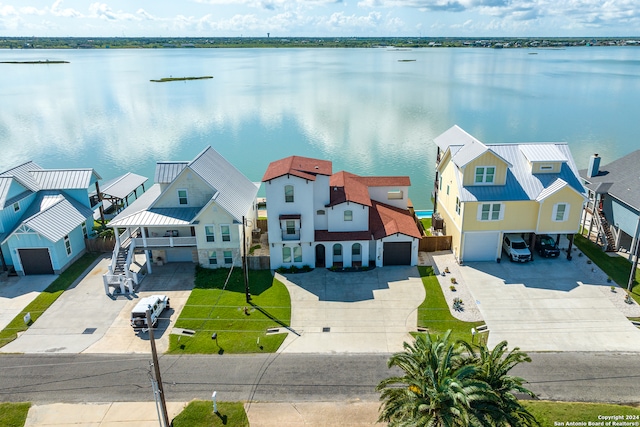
[150,76,213,82]
[0,60,69,64]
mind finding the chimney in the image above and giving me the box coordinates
[587,153,601,178]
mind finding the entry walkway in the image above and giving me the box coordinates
[278,267,425,353]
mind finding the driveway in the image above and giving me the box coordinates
[277,266,425,353]
[0,274,56,333]
[0,257,194,354]
[431,249,640,352]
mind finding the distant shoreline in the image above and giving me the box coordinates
[2,36,639,50]
[0,59,69,63]
[150,76,213,82]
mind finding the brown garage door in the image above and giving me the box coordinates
[383,242,412,265]
[18,248,54,275]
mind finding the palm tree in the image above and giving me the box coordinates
[377,331,500,426]
[465,340,540,427]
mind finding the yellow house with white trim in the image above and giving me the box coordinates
[433,125,586,263]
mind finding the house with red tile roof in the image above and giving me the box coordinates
[262,156,421,269]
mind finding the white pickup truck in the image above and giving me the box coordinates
[502,234,532,262]
[130,295,170,330]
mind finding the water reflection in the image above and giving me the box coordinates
[1,48,639,208]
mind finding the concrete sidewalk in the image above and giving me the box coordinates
[245,401,383,426]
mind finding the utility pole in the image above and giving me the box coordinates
[147,310,170,427]
[242,216,251,303]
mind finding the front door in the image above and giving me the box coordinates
[315,244,325,268]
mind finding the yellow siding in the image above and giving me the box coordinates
[462,151,509,186]
[462,201,539,232]
[531,162,562,174]
[437,158,463,231]
[538,187,585,233]
[437,199,462,259]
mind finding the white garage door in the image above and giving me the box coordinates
[462,231,501,262]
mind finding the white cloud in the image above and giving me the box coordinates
[20,6,46,16]
[51,0,82,18]
[88,3,140,21]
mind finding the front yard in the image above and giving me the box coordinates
[167,266,291,354]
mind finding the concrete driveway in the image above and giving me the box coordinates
[277,266,425,353]
[0,274,56,333]
[431,250,640,352]
[0,258,194,354]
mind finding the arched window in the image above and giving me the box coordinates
[352,243,361,256]
[333,244,342,256]
[284,185,294,203]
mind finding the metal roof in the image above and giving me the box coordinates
[519,144,568,163]
[451,139,490,168]
[536,178,568,201]
[0,161,43,192]
[2,191,94,244]
[108,207,201,227]
[109,184,162,226]
[434,125,481,151]
[458,143,585,203]
[155,162,188,184]
[99,172,148,199]
[188,146,259,223]
[579,149,640,212]
[30,169,100,190]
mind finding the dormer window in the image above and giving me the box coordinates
[475,166,495,184]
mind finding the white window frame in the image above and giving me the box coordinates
[178,189,188,205]
[208,251,217,265]
[474,166,496,184]
[284,185,294,203]
[221,224,231,242]
[64,234,72,256]
[293,246,302,263]
[286,220,296,235]
[455,197,460,215]
[283,246,292,263]
[477,203,504,221]
[81,221,88,239]
[223,250,233,264]
[553,203,570,222]
[344,210,353,221]
[205,225,215,242]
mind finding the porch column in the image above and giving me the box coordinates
[142,227,148,247]
[566,234,574,260]
[529,233,536,261]
[146,250,153,274]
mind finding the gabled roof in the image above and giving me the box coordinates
[262,156,332,182]
[536,178,569,201]
[155,162,188,184]
[370,201,422,240]
[0,161,43,191]
[579,149,640,212]
[111,146,257,227]
[434,125,480,151]
[519,144,568,163]
[2,191,94,244]
[435,125,512,169]
[327,172,411,208]
[30,169,101,190]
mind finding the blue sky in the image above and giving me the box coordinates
[1,0,638,37]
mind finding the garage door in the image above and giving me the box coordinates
[165,248,196,263]
[18,248,54,275]
[383,242,412,265]
[462,232,500,262]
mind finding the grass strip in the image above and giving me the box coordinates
[172,401,248,427]
[417,266,483,343]
[0,402,31,427]
[167,267,291,354]
[524,400,640,426]
[0,252,100,348]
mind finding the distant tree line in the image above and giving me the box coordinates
[1,36,639,50]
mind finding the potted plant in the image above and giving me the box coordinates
[450,277,457,284]
[450,285,457,292]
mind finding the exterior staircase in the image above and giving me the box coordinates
[597,211,617,251]
[113,247,129,275]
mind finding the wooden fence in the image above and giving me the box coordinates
[419,235,452,252]
[85,237,116,252]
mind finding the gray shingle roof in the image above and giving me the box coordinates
[2,191,94,244]
[579,149,640,212]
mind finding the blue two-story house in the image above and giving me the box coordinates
[0,161,101,275]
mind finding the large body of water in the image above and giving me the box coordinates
[1,47,639,209]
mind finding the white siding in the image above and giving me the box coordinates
[327,203,368,232]
[368,186,409,209]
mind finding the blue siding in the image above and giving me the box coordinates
[606,198,640,238]
[64,189,92,208]
[0,192,37,234]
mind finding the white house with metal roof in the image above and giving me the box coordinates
[106,146,259,289]
[0,161,101,275]
[433,125,586,263]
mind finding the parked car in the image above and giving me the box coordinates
[131,295,170,330]
[502,234,532,262]
[535,234,560,258]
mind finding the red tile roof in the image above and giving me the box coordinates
[328,171,371,207]
[262,156,332,182]
[370,201,422,240]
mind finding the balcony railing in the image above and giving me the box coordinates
[282,230,300,240]
[132,236,197,248]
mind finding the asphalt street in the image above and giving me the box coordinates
[2,352,640,405]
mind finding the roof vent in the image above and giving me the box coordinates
[315,166,319,170]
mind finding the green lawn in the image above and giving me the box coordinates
[524,400,640,426]
[420,218,432,236]
[167,267,291,354]
[172,401,249,427]
[0,252,100,348]
[417,266,484,343]
[0,402,31,427]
